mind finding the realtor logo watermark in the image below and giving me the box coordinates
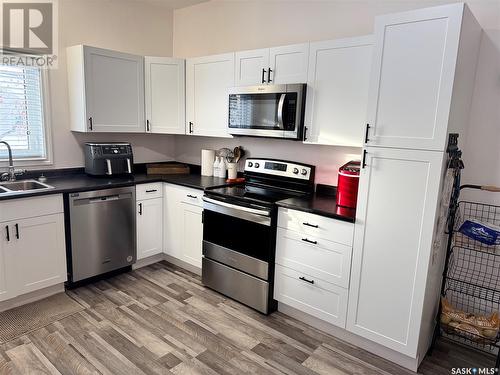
[1,0,58,68]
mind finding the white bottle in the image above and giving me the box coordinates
[218,158,227,179]
[213,156,220,177]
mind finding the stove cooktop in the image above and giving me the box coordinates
[205,183,310,207]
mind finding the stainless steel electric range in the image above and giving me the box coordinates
[202,158,315,314]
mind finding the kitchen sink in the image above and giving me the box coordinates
[0,179,54,193]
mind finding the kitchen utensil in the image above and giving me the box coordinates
[233,147,242,163]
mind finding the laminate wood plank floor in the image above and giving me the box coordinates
[0,261,493,374]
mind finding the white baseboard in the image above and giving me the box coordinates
[278,302,419,372]
[163,254,201,275]
[133,253,201,276]
[133,253,165,269]
[0,284,65,313]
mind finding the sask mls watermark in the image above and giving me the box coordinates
[0,0,58,68]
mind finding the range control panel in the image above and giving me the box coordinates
[245,158,313,181]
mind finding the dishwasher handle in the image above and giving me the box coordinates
[89,194,121,203]
[73,192,133,206]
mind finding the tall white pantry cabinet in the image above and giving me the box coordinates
[347,3,481,370]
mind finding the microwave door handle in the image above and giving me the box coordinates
[277,93,286,130]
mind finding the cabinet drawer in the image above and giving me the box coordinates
[278,208,354,246]
[180,188,203,207]
[136,183,163,200]
[0,195,63,222]
[274,264,348,328]
[276,227,352,288]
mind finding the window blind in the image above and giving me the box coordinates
[0,65,46,160]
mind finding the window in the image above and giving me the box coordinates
[0,65,49,163]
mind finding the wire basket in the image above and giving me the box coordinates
[440,190,500,359]
[453,201,500,252]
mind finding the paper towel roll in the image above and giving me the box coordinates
[201,149,215,176]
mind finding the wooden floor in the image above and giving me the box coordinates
[0,261,493,374]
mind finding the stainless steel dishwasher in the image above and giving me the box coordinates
[67,186,136,283]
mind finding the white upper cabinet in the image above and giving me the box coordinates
[67,45,145,133]
[347,147,444,357]
[144,57,186,134]
[235,43,309,86]
[365,3,481,151]
[186,53,235,137]
[304,36,373,146]
[269,43,309,84]
[235,48,270,86]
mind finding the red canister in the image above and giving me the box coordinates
[336,161,361,209]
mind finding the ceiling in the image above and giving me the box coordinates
[134,0,210,10]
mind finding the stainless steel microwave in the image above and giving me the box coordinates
[228,84,306,140]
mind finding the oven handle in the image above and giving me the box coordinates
[277,93,286,130]
[202,197,270,217]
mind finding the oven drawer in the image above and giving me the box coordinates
[276,227,352,288]
[274,264,348,328]
[278,208,354,246]
[203,241,269,280]
[136,183,163,200]
[202,258,270,314]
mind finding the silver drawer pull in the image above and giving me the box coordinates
[299,276,314,284]
[302,238,317,245]
[303,222,318,228]
[187,194,198,199]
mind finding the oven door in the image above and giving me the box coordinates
[228,84,305,139]
[202,196,274,280]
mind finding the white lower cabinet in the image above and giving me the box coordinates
[137,197,163,260]
[0,195,66,302]
[180,203,203,268]
[163,183,203,268]
[347,147,444,357]
[274,264,348,328]
[274,207,354,328]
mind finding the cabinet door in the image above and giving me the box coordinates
[347,147,444,356]
[180,203,203,268]
[365,5,463,150]
[145,57,185,134]
[163,184,182,259]
[269,43,309,84]
[186,53,235,137]
[13,214,67,296]
[84,46,145,132]
[137,198,163,260]
[0,224,13,302]
[304,37,373,147]
[235,48,269,86]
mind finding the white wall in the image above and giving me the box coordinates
[48,0,176,169]
[173,0,500,196]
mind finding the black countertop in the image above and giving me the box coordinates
[0,169,355,222]
[276,186,356,223]
[0,172,230,201]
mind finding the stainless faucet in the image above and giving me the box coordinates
[0,141,16,181]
